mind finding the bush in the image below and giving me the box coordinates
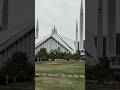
[36,48,84,61]
[0,76,6,85]
[0,51,34,84]
[86,57,111,80]
[8,77,13,83]
[36,48,49,61]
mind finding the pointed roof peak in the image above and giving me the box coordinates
[54,26,56,30]
[51,26,57,35]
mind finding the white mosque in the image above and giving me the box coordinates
[35,0,84,54]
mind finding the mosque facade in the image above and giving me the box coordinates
[35,0,84,54]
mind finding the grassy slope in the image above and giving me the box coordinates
[35,60,85,90]
[35,60,85,75]
[36,77,85,90]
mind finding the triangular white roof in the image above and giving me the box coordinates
[35,32,76,53]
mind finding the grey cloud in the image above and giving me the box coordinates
[36,0,85,40]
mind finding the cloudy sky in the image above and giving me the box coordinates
[36,0,85,40]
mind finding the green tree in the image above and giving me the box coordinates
[64,52,72,61]
[2,51,34,82]
[36,48,48,61]
[49,50,56,60]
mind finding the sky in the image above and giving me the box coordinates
[35,0,85,41]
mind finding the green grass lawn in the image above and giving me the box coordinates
[35,60,85,75]
[35,60,85,90]
[35,77,85,90]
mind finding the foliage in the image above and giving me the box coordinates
[35,48,84,61]
[0,51,34,84]
[64,52,72,61]
[36,77,85,90]
[86,57,111,80]
[36,48,49,61]
[35,60,85,75]
[35,60,85,90]
[109,56,120,81]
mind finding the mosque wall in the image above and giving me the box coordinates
[35,37,69,54]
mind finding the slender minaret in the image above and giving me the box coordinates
[97,0,103,58]
[75,20,79,51]
[35,19,39,39]
[106,0,116,58]
[51,26,57,35]
[1,0,9,31]
[79,0,84,51]
[53,26,57,34]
